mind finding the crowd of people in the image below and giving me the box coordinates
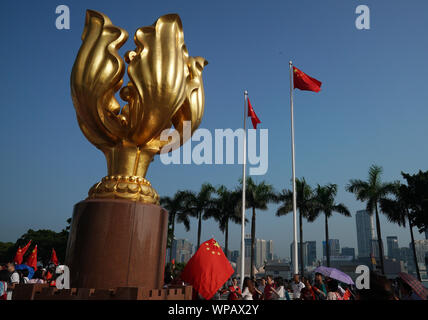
[219,273,352,300]
[1,260,426,301]
[217,272,426,300]
[0,262,62,300]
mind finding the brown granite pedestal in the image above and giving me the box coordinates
[65,199,168,290]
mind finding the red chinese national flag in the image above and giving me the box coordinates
[13,240,32,264]
[26,245,38,270]
[247,98,261,129]
[13,247,24,265]
[180,238,234,300]
[50,248,59,266]
[293,66,322,92]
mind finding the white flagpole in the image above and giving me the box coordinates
[289,61,299,276]
[240,90,248,289]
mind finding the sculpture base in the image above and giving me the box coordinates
[65,199,168,290]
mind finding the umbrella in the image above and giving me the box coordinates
[15,264,35,280]
[398,272,428,300]
[314,266,354,285]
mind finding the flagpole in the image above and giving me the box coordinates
[289,61,299,276]
[240,90,248,289]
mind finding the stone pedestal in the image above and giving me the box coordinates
[65,199,168,290]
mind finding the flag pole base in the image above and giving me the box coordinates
[65,199,168,290]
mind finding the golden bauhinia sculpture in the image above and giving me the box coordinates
[71,10,207,204]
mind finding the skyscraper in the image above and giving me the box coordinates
[290,242,308,269]
[307,241,317,266]
[171,239,193,263]
[356,210,375,258]
[323,239,340,257]
[266,240,274,261]
[341,247,356,260]
[256,239,267,268]
[245,235,274,268]
[412,240,428,265]
[387,236,399,259]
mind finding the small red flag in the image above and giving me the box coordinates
[26,245,38,270]
[13,240,32,264]
[293,66,322,92]
[13,247,24,265]
[247,98,261,129]
[50,248,59,266]
[181,239,234,300]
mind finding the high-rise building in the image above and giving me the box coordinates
[323,239,340,257]
[356,210,375,258]
[399,247,412,265]
[371,239,381,258]
[341,247,356,260]
[307,241,317,266]
[245,235,274,268]
[256,239,267,268]
[412,240,428,265]
[266,240,274,261]
[171,239,193,263]
[230,250,240,263]
[244,234,251,258]
[387,236,399,260]
[290,242,308,269]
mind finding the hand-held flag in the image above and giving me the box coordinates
[13,240,32,264]
[247,98,261,129]
[13,247,23,265]
[26,245,38,270]
[50,248,59,266]
[293,66,322,92]
[180,238,234,300]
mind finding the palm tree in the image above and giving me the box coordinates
[380,182,421,281]
[239,177,276,279]
[160,191,190,263]
[180,183,215,248]
[205,186,243,258]
[309,184,350,267]
[275,177,315,276]
[346,165,398,274]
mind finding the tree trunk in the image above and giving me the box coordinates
[251,207,256,279]
[169,215,175,263]
[325,214,330,267]
[409,218,421,281]
[197,212,202,248]
[299,211,304,277]
[225,219,229,259]
[374,204,385,274]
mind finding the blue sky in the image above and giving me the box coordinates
[1,0,428,260]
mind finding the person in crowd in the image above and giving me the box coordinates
[326,279,343,300]
[312,272,327,300]
[271,277,289,300]
[356,271,397,300]
[0,270,9,300]
[398,278,422,300]
[7,262,20,285]
[28,269,45,284]
[263,275,276,300]
[20,269,30,284]
[256,278,266,300]
[241,277,255,300]
[227,277,242,300]
[291,274,305,299]
[300,278,317,300]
